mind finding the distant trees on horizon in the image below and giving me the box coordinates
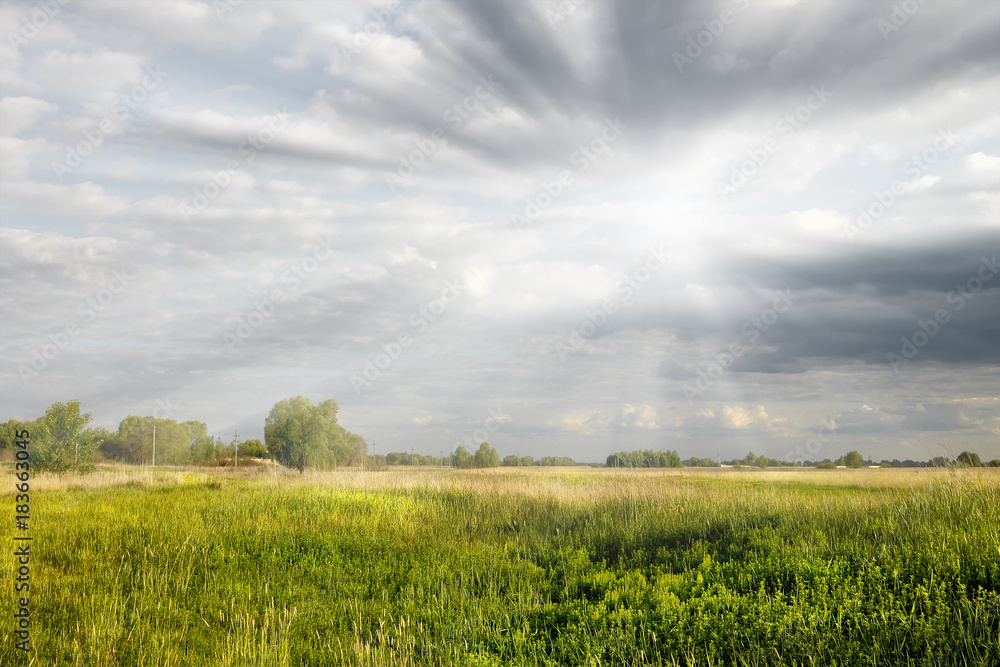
[1,399,996,474]
[607,449,682,468]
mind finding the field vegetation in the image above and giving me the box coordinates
[2,465,998,666]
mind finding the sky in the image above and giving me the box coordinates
[1,0,998,464]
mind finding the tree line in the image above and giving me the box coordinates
[2,399,995,473]
[0,396,365,474]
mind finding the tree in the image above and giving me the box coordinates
[30,401,101,473]
[501,455,521,467]
[1,420,25,450]
[843,451,865,468]
[239,438,267,459]
[451,446,472,469]
[264,396,353,473]
[755,455,770,468]
[956,451,982,468]
[473,442,500,468]
[115,416,191,465]
[987,459,1000,467]
[183,421,218,464]
[520,456,534,467]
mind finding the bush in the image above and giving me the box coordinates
[817,462,837,469]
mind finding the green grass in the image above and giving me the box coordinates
[2,467,998,665]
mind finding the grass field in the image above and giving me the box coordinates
[3,466,998,666]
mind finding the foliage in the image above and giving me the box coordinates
[817,461,837,469]
[843,450,865,468]
[683,457,719,467]
[111,415,193,465]
[607,449,680,468]
[535,456,576,466]
[236,438,267,459]
[451,445,472,469]
[473,442,500,468]
[264,396,362,472]
[386,452,443,466]
[0,420,25,450]
[26,401,103,473]
[957,451,982,468]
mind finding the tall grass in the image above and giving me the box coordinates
[2,467,997,665]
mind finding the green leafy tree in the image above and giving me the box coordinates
[1,420,29,451]
[115,416,191,465]
[844,451,865,468]
[264,396,353,472]
[346,433,368,466]
[239,438,268,459]
[473,442,500,468]
[183,421,218,464]
[956,451,982,468]
[520,456,534,467]
[501,454,521,467]
[451,445,472,469]
[30,401,101,473]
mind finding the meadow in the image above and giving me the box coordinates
[2,465,998,666]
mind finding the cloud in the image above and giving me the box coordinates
[1,0,998,463]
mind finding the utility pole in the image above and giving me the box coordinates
[152,425,156,466]
[411,445,414,466]
[234,429,239,468]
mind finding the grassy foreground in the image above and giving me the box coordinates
[2,466,998,666]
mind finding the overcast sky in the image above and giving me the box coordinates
[1,0,998,463]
